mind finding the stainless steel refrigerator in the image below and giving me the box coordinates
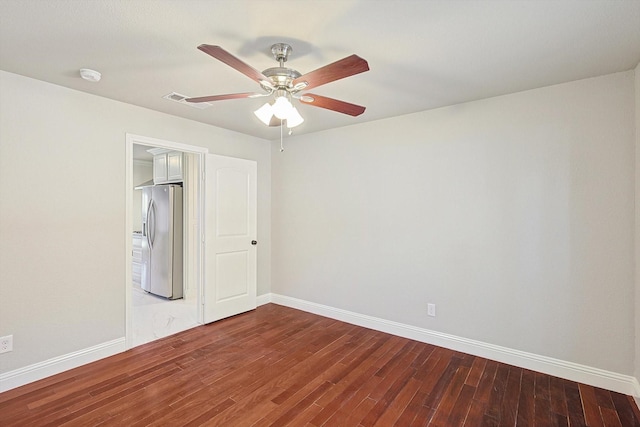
[141,184,183,299]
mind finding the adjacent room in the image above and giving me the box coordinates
[1,0,639,425]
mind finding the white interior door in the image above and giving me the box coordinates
[204,154,257,323]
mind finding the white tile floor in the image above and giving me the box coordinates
[132,286,200,346]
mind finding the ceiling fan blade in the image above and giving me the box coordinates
[293,55,369,91]
[299,94,366,116]
[186,92,263,103]
[197,44,271,86]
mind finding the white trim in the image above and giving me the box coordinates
[127,134,209,156]
[3,296,637,399]
[125,135,133,349]
[256,293,272,307]
[125,133,208,350]
[0,338,126,393]
[268,293,640,397]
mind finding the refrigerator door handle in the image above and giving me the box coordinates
[144,198,151,237]
[148,199,155,250]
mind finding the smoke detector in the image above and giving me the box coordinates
[79,68,101,82]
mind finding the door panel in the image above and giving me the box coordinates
[216,251,249,300]
[216,168,249,237]
[204,154,257,323]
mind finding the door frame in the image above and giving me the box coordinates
[125,133,207,349]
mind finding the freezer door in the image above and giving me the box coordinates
[140,187,151,293]
[149,186,174,298]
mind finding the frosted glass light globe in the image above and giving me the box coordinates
[272,96,293,120]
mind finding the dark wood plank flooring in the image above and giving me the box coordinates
[1,303,639,426]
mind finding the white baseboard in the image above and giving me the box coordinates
[634,378,640,398]
[268,293,639,397]
[256,293,271,307]
[3,297,638,400]
[0,338,126,393]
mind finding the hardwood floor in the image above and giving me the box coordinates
[1,303,639,426]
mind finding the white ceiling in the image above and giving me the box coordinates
[1,0,639,141]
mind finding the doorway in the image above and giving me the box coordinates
[125,134,207,349]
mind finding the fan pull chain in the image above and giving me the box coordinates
[280,120,285,152]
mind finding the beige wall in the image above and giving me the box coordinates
[1,66,637,390]
[272,71,636,375]
[0,70,271,373]
[635,62,640,393]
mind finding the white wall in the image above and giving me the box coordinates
[272,71,635,375]
[0,70,271,374]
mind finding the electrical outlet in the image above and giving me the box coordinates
[427,304,436,317]
[0,335,13,353]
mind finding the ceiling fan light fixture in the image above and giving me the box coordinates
[286,107,304,128]
[272,95,293,120]
[254,102,274,125]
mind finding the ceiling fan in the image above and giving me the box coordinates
[186,43,370,128]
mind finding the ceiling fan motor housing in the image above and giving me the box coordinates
[261,44,304,90]
[262,67,301,89]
